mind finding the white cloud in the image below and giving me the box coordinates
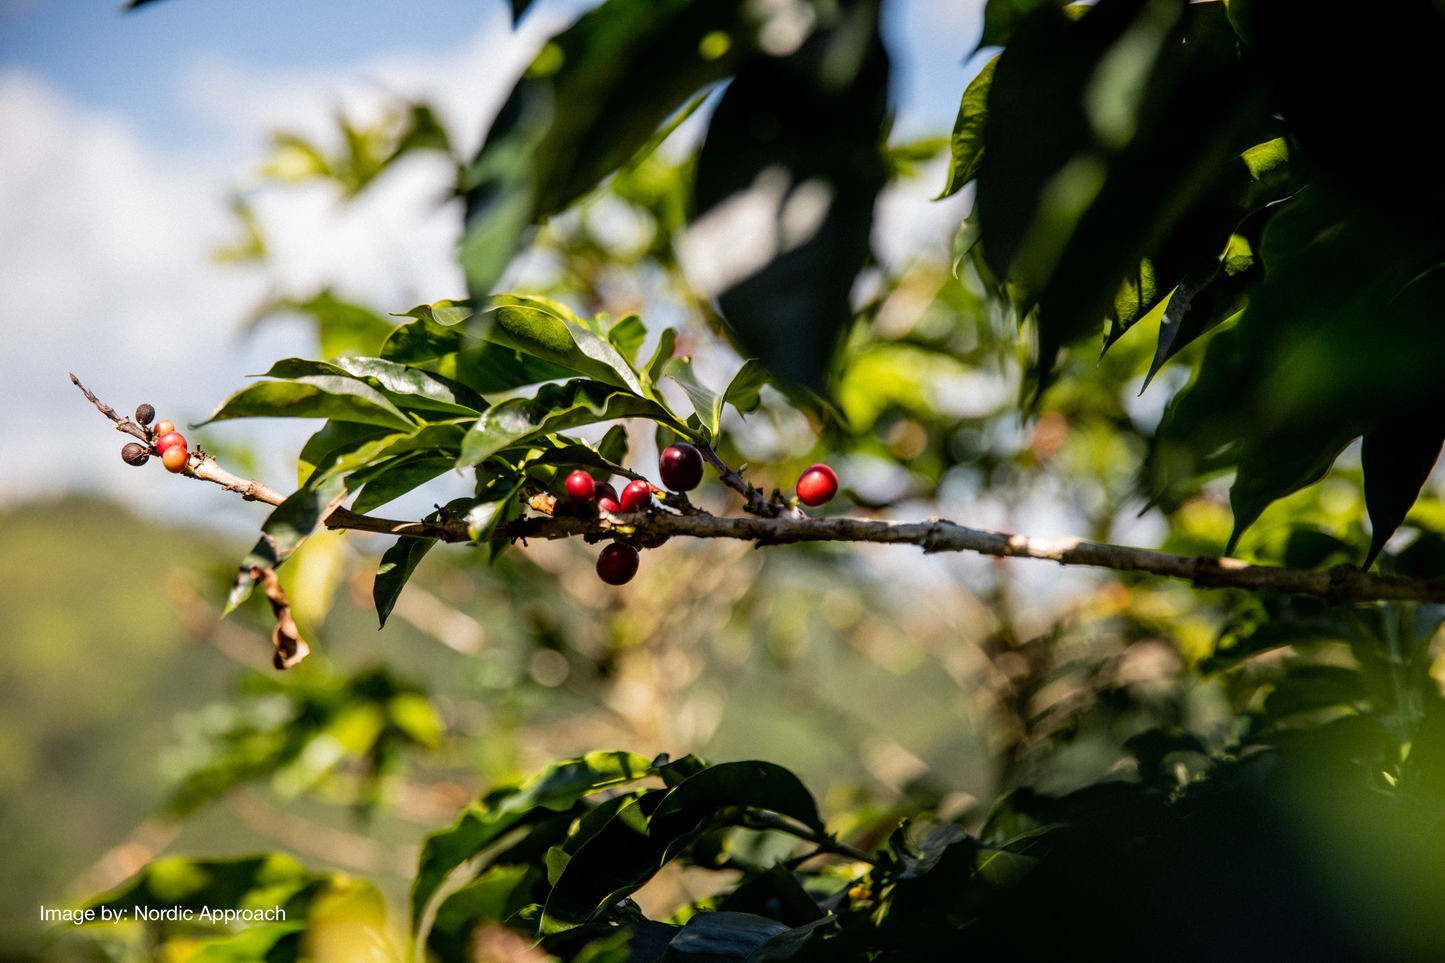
[0,6,566,525]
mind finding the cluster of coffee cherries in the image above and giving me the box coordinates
[120,404,192,474]
[560,443,705,585]
[565,443,841,586]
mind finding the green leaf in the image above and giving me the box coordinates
[264,473,348,557]
[952,205,983,279]
[382,301,475,364]
[542,762,823,933]
[644,328,677,386]
[664,356,723,439]
[1262,665,1366,722]
[186,924,306,963]
[199,379,416,432]
[87,854,319,917]
[458,0,754,297]
[937,56,998,199]
[1362,411,1445,570]
[374,536,436,630]
[657,912,832,963]
[460,380,689,468]
[411,751,655,929]
[298,421,399,488]
[979,0,1271,397]
[716,865,824,927]
[397,299,477,328]
[597,424,630,465]
[254,290,395,360]
[523,442,639,482]
[1226,414,1366,556]
[651,761,825,841]
[300,423,464,489]
[722,360,767,416]
[694,6,890,391]
[263,357,486,417]
[487,298,646,395]
[353,456,458,516]
[429,865,544,963]
[608,314,648,365]
[225,470,351,613]
[980,0,1072,47]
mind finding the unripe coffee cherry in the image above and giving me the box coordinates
[620,479,653,513]
[134,404,155,426]
[122,443,149,466]
[596,482,622,513]
[659,443,704,492]
[596,543,639,585]
[795,463,838,507]
[152,420,175,438]
[161,444,190,473]
[566,470,597,503]
[155,431,186,455]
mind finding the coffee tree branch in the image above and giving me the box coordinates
[74,376,1445,605]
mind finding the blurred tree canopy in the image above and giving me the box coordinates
[27,0,1445,961]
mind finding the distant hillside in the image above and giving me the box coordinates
[0,497,242,935]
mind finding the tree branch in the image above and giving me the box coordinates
[190,454,1445,605]
[75,377,1445,604]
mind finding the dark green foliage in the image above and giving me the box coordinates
[1362,412,1445,570]
[161,667,442,818]
[956,0,1445,546]
[459,0,754,296]
[694,2,890,391]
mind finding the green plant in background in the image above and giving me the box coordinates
[39,0,1445,960]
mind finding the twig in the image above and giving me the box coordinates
[70,373,149,443]
[184,456,1445,604]
[75,377,1445,604]
[699,443,776,517]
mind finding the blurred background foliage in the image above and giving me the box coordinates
[13,0,1445,959]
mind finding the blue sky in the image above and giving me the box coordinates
[1,0,986,146]
[0,0,501,144]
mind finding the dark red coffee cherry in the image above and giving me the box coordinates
[596,543,640,585]
[659,443,704,492]
[596,482,622,513]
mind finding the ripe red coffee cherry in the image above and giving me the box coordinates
[565,470,597,503]
[620,479,653,513]
[795,463,838,507]
[151,420,175,439]
[596,543,639,585]
[121,443,149,467]
[155,430,186,454]
[595,482,621,513]
[659,443,704,492]
[161,444,190,473]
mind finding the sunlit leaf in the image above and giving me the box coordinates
[199,380,416,432]
[374,535,436,630]
[411,752,655,928]
[459,380,689,468]
[664,356,723,439]
[938,56,998,199]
